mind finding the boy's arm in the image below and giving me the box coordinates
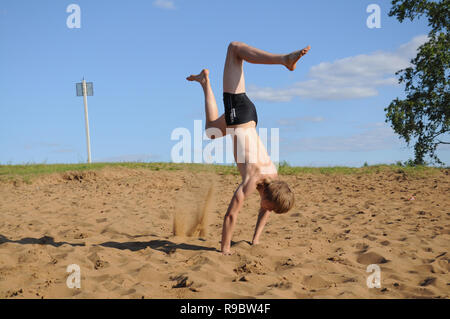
[251,208,271,245]
[220,178,258,254]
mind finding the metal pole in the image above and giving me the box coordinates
[82,79,92,164]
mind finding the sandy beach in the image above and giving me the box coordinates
[0,166,449,298]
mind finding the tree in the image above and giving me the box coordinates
[386,0,449,165]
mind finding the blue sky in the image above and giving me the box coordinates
[1,0,448,166]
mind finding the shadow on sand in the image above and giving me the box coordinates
[0,234,85,247]
[100,239,219,253]
[0,234,218,254]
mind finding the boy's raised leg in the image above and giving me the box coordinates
[187,69,227,138]
[223,41,311,93]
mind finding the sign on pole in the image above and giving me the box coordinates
[76,82,94,96]
[76,79,93,164]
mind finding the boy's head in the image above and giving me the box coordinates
[257,178,295,214]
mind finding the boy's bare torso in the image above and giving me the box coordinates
[229,122,278,182]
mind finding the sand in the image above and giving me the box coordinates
[0,167,449,299]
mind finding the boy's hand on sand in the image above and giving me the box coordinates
[221,250,233,256]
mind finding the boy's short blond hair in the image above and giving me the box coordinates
[258,178,295,214]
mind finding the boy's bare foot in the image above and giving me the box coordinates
[186,69,210,85]
[284,45,311,71]
[221,250,233,256]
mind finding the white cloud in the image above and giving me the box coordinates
[283,122,403,152]
[247,35,428,102]
[153,0,176,10]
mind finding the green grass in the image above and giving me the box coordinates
[0,162,446,184]
[278,163,445,176]
[0,162,239,183]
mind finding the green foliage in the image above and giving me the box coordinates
[386,0,450,165]
[396,158,426,167]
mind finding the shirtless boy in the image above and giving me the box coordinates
[187,41,311,255]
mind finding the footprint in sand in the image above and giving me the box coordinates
[302,274,331,289]
[133,264,169,283]
[87,252,109,270]
[354,242,369,254]
[356,251,388,265]
[268,281,292,290]
[170,274,193,288]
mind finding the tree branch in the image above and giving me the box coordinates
[429,128,449,141]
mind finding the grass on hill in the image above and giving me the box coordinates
[0,162,447,184]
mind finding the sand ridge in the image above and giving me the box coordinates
[0,167,449,298]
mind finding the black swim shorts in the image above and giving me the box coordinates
[223,92,258,126]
